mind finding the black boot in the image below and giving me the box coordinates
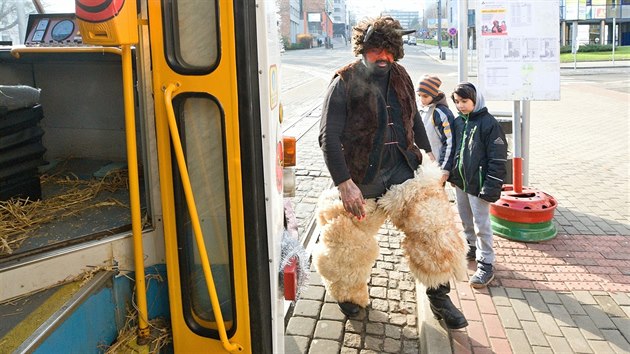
[338,302,361,317]
[426,283,468,329]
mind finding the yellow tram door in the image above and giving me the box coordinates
[145,0,282,353]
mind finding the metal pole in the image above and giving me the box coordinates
[612,11,616,65]
[437,0,442,57]
[521,100,531,186]
[458,0,468,82]
[122,44,151,344]
[512,101,522,192]
[16,0,27,44]
[572,21,578,69]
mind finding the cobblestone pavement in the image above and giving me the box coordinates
[286,223,421,354]
[283,46,630,353]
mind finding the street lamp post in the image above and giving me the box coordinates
[612,4,616,65]
[437,0,442,57]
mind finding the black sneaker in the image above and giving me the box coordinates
[466,245,477,261]
[338,302,361,317]
[470,262,494,288]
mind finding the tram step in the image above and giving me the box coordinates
[0,270,114,353]
[0,266,170,353]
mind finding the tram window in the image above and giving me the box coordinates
[163,0,219,74]
[173,95,235,337]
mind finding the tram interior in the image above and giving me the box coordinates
[0,14,147,263]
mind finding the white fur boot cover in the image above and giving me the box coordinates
[313,189,387,306]
[378,158,468,288]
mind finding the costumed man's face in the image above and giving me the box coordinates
[363,48,394,77]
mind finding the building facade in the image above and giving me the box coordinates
[279,0,303,44]
[381,10,421,29]
[446,0,630,48]
[559,0,630,46]
[332,0,350,41]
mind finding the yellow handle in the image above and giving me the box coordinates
[163,83,243,353]
[10,46,122,58]
[11,43,152,344]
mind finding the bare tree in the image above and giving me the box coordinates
[0,0,38,43]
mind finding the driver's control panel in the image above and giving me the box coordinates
[25,14,84,47]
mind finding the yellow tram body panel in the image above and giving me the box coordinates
[146,0,251,352]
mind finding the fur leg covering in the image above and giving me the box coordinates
[313,189,387,307]
[377,157,468,289]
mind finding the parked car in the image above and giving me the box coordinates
[407,36,417,45]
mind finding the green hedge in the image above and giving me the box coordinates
[281,35,310,50]
[560,44,613,53]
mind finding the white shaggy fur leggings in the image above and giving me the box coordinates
[313,162,468,307]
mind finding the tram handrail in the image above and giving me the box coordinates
[8,43,151,344]
[121,44,151,342]
[162,83,243,353]
[10,46,123,58]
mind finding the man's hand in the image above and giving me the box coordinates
[337,179,366,220]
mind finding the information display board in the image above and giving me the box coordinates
[476,1,560,101]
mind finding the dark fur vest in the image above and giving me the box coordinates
[336,60,422,183]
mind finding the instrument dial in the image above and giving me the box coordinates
[51,20,75,41]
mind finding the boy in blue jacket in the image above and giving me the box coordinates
[450,82,507,288]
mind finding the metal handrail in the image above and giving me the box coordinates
[162,83,243,353]
[121,44,151,342]
[10,46,122,58]
[9,42,150,343]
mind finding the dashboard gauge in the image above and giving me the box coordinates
[32,31,45,42]
[36,19,49,31]
[51,20,75,41]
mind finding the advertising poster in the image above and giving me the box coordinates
[476,0,560,101]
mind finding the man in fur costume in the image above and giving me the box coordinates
[316,16,469,329]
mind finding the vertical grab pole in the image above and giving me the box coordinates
[512,100,523,193]
[121,44,150,343]
[162,84,243,353]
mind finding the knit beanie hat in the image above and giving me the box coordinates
[416,75,442,98]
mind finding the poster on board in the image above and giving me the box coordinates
[476,0,560,101]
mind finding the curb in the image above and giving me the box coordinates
[416,281,453,354]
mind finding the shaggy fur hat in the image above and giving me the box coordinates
[352,16,407,61]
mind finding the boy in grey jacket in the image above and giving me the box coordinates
[417,75,456,185]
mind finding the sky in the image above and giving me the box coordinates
[41,0,74,13]
[347,0,425,20]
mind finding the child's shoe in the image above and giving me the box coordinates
[470,262,494,288]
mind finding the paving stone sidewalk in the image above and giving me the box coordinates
[437,204,630,354]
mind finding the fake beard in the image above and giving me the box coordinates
[365,60,392,77]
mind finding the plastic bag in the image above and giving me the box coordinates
[0,85,41,112]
